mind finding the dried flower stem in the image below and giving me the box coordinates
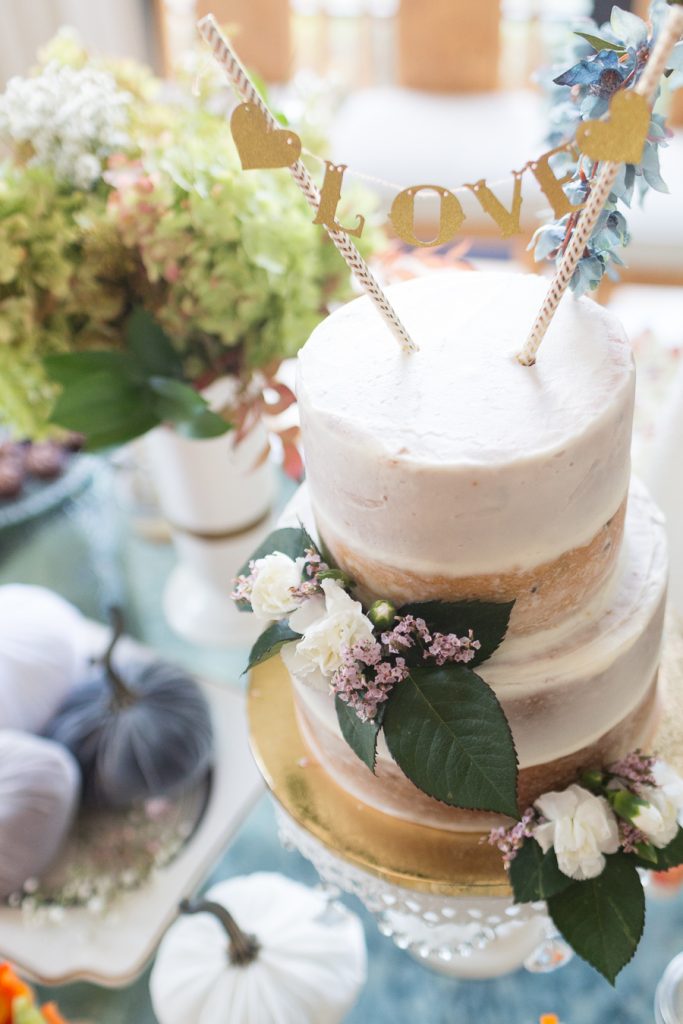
[518,3,683,366]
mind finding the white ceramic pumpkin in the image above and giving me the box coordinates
[0,730,81,898]
[0,585,90,733]
[150,873,367,1024]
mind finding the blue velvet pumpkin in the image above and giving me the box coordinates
[44,611,213,809]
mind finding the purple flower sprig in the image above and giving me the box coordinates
[332,613,481,723]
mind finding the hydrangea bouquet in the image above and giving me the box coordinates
[532,1,683,293]
[0,32,372,451]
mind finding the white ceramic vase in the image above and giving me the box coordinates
[145,379,276,646]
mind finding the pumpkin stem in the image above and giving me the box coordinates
[180,898,260,966]
[103,607,136,708]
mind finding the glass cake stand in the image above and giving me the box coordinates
[248,658,572,979]
[247,619,683,980]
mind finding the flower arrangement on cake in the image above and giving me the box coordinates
[233,525,519,817]
[0,30,374,454]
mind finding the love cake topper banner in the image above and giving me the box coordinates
[199,6,683,360]
[228,89,651,249]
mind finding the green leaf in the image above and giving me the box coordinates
[382,664,519,817]
[44,351,135,385]
[396,600,515,667]
[547,855,645,984]
[574,31,626,53]
[49,370,159,450]
[175,407,233,439]
[317,568,354,587]
[335,696,381,772]
[126,307,183,379]
[149,377,231,438]
[235,526,317,586]
[633,826,683,871]
[246,621,301,672]
[509,838,573,903]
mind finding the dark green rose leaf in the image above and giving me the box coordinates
[335,696,382,772]
[510,838,573,904]
[547,854,645,985]
[382,664,519,817]
[633,826,683,871]
[396,600,514,667]
[246,621,301,672]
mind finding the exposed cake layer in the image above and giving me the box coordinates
[297,271,635,633]
[284,479,667,830]
[294,676,661,832]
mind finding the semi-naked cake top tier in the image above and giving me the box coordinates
[297,271,635,633]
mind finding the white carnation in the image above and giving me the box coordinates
[533,783,620,881]
[632,789,679,849]
[284,578,374,681]
[249,552,304,620]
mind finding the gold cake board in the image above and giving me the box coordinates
[247,619,683,900]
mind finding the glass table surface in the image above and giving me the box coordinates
[1,459,681,1024]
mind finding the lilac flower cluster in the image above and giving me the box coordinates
[619,820,651,855]
[332,639,408,722]
[487,809,538,869]
[231,561,257,604]
[290,547,329,601]
[609,750,657,793]
[332,614,481,722]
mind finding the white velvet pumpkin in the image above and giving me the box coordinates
[0,585,90,733]
[150,873,367,1024]
[0,730,81,898]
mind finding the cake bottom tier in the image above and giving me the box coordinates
[294,675,661,832]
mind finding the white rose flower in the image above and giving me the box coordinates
[249,552,304,620]
[632,788,679,849]
[533,784,620,881]
[283,578,374,682]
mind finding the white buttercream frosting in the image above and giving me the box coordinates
[297,271,634,576]
[282,478,667,770]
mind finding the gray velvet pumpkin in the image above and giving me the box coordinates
[44,612,214,810]
[0,730,81,899]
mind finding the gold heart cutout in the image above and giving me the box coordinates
[576,90,650,165]
[230,103,302,171]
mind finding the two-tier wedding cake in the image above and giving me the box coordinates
[281,270,667,830]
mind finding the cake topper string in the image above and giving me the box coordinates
[196,14,418,354]
[518,1,683,366]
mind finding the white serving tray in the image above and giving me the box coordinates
[0,672,264,987]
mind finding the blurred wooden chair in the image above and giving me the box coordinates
[397,0,501,93]
[155,0,293,82]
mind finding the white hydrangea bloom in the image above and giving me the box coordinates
[0,62,131,188]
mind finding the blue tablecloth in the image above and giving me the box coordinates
[1,460,680,1024]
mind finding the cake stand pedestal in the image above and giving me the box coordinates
[247,659,572,979]
[248,619,683,979]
